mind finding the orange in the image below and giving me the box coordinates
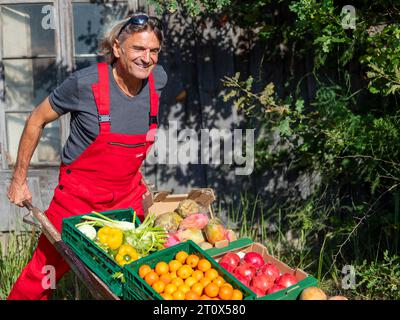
[197,259,211,272]
[152,280,165,294]
[169,271,177,279]
[172,290,185,300]
[205,268,219,281]
[192,270,204,282]
[231,289,243,300]
[164,283,178,295]
[178,284,191,294]
[200,277,211,288]
[191,283,204,296]
[177,265,193,279]
[139,265,152,279]
[185,290,200,300]
[184,276,197,288]
[171,277,184,287]
[160,273,172,285]
[144,271,159,286]
[221,283,233,290]
[218,285,233,300]
[155,261,169,275]
[161,293,173,300]
[213,276,225,287]
[200,295,210,300]
[204,283,219,298]
[168,260,182,272]
[186,254,200,268]
[175,251,189,264]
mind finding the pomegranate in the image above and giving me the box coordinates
[233,271,251,287]
[219,252,241,269]
[267,284,286,294]
[251,274,274,296]
[251,286,266,297]
[274,273,298,288]
[219,262,235,273]
[258,263,281,282]
[243,252,265,269]
[234,263,257,281]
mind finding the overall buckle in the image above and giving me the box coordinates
[99,114,111,122]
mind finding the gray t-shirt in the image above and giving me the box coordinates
[49,63,168,165]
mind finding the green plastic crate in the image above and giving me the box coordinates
[208,237,319,300]
[123,240,257,300]
[61,208,141,297]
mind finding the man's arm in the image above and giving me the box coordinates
[7,97,61,207]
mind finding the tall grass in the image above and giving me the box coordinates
[0,230,38,299]
[0,230,91,300]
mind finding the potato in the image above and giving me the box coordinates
[300,287,328,300]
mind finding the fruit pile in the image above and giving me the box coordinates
[138,250,244,300]
[154,199,237,249]
[218,251,298,297]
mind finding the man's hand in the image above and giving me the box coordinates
[7,179,32,207]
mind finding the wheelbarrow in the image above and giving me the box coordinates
[22,200,120,300]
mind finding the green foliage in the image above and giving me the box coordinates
[355,251,400,300]
[149,0,231,16]
[361,24,400,95]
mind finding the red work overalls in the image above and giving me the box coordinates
[7,62,159,300]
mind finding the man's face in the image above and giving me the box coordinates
[114,30,161,79]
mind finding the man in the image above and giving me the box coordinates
[7,13,167,300]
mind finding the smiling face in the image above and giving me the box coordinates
[113,29,161,80]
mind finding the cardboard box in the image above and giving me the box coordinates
[143,188,216,219]
[141,188,234,248]
[209,238,318,300]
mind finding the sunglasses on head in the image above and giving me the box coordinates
[117,13,162,38]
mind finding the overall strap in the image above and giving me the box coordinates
[147,72,159,142]
[92,62,111,134]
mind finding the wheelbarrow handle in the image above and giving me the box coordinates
[22,200,42,229]
[22,199,35,211]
